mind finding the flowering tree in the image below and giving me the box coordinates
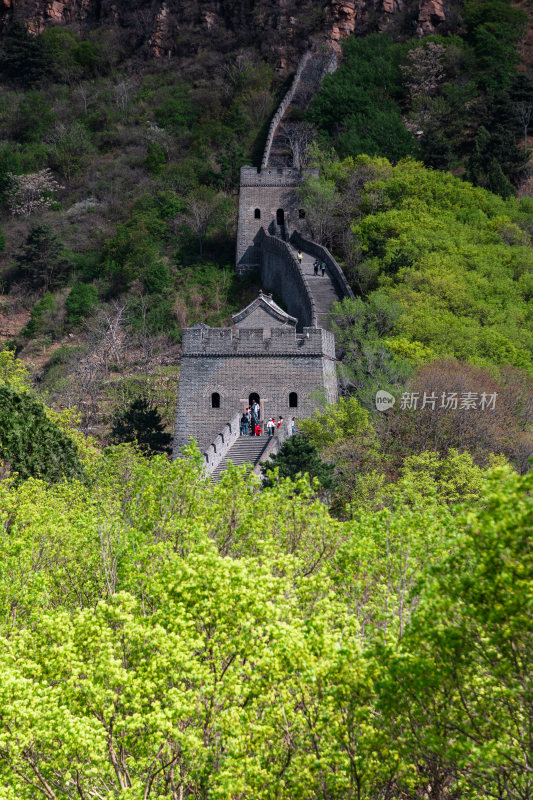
[7,169,63,216]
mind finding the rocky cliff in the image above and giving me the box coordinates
[1,0,453,64]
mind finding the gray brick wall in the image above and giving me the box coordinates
[173,324,337,455]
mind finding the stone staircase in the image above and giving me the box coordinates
[211,434,270,481]
[291,247,343,330]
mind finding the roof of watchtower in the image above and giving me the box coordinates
[231,291,297,328]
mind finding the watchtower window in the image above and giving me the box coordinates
[254,208,261,219]
[276,208,284,226]
[211,392,220,409]
[289,392,298,408]
[249,392,260,407]
[298,209,306,219]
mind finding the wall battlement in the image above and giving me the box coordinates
[239,165,306,188]
[182,324,335,359]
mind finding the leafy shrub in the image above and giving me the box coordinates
[65,282,98,324]
[154,84,198,138]
[24,292,57,338]
[142,261,170,294]
[145,142,166,174]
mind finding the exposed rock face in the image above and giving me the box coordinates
[416,0,446,35]
[325,0,449,51]
[1,0,453,62]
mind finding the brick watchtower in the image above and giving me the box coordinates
[235,165,316,274]
[173,292,337,456]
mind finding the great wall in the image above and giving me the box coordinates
[173,48,355,477]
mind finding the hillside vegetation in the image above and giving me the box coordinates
[0,1,531,442]
[0,1,532,795]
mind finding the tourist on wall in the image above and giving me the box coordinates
[255,421,262,436]
[321,261,326,276]
[288,417,295,436]
[240,413,249,436]
[297,250,303,265]
[267,418,275,438]
[313,260,319,275]
[277,416,283,429]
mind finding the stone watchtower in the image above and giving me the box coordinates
[236,165,315,274]
[173,292,337,456]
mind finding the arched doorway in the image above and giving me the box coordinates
[276,208,284,226]
[249,392,260,407]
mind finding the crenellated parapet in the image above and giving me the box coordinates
[181,323,335,359]
[239,165,305,188]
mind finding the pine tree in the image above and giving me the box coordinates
[110,397,172,455]
[0,22,50,88]
[15,223,70,290]
[261,435,335,490]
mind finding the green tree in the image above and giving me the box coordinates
[16,223,70,291]
[110,397,172,455]
[466,124,528,196]
[0,383,84,482]
[47,121,94,180]
[65,282,98,324]
[331,293,412,407]
[0,348,31,391]
[261,435,335,490]
[0,22,51,87]
[14,90,56,143]
[385,466,533,798]
[309,34,415,162]
[300,396,381,512]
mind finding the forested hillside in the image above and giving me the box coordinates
[0,0,532,441]
[0,0,531,795]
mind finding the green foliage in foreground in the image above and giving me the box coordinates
[0,435,529,799]
[0,382,84,482]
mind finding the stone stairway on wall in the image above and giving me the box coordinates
[210,434,270,482]
[290,246,343,330]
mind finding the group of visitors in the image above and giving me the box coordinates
[240,402,261,436]
[266,416,284,437]
[313,259,327,276]
[296,250,327,277]
[239,407,296,438]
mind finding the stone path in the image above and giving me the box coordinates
[211,434,270,481]
[290,246,343,331]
